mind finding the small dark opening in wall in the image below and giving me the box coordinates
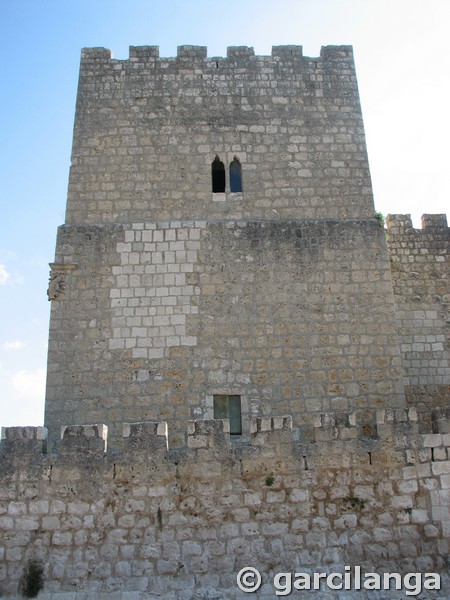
[230,157,242,192]
[212,155,225,192]
[213,394,242,435]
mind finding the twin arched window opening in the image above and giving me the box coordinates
[212,156,242,193]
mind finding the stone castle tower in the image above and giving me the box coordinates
[44,44,414,449]
[1,44,448,598]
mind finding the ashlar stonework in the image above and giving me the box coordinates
[0,43,448,598]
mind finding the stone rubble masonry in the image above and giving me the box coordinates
[43,43,413,449]
[0,411,449,598]
[44,217,407,450]
[387,214,450,412]
[44,41,393,450]
[2,43,449,598]
[65,45,373,225]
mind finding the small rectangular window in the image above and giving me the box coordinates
[213,394,242,435]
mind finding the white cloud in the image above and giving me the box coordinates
[12,368,46,401]
[3,340,27,351]
[0,264,10,285]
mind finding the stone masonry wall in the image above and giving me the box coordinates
[387,214,449,414]
[44,218,405,450]
[65,45,373,225]
[44,43,395,450]
[1,412,449,599]
[23,43,449,598]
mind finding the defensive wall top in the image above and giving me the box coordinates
[80,44,353,64]
[2,409,449,461]
[386,214,449,234]
[67,42,368,224]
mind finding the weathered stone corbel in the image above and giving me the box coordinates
[47,262,77,301]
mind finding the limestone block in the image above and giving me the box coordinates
[0,516,13,530]
[288,489,309,503]
[262,522,289,537]
[244,492,261,506]
[423,434,443,448]
[187,419,231,451]
[334,514,358,529]
[266,490,286,503]
[67,501,90,515]
[241,522,260,537]
[432,505,450,521]
[7,502,27,515]
[29,500,49,515]
[441,474,450,490]
[431,461,450,476]
[122,421,168,460]
[52,531,73,545]
[398,479,419,494]
[411,509,430,524]
[59,424,108,461]
[391,495,413,510]
[249,415,293,447]
[433,448,448,461]
[156,559,180,575]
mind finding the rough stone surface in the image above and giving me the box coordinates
[65,45,373,225]
[43,44,411,451]
[387,214,450,416]
[0,413,449,598]
[1,43,448,598]
[45,217,406,449]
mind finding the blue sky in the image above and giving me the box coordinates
[1,0,449,431]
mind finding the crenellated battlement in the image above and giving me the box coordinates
[3,35,449,596]
[80,44,354,65]
[3,409,449,462]
[0,425,48,455]
[387,213,449,233]
[1,411,449,596]
[66,41,369,226]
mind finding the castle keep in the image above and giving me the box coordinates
[1,45,449,598]
[45,44,404,448]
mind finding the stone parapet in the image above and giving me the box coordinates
[422,213,448,229]
[187,418,231,450]
[80,44,351,65]
[2,410,449,461]
[121,421,168,463]
[313,411,357,441]
[58,424,108,462]
[0,412,449,596]
[0,426,48,455]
